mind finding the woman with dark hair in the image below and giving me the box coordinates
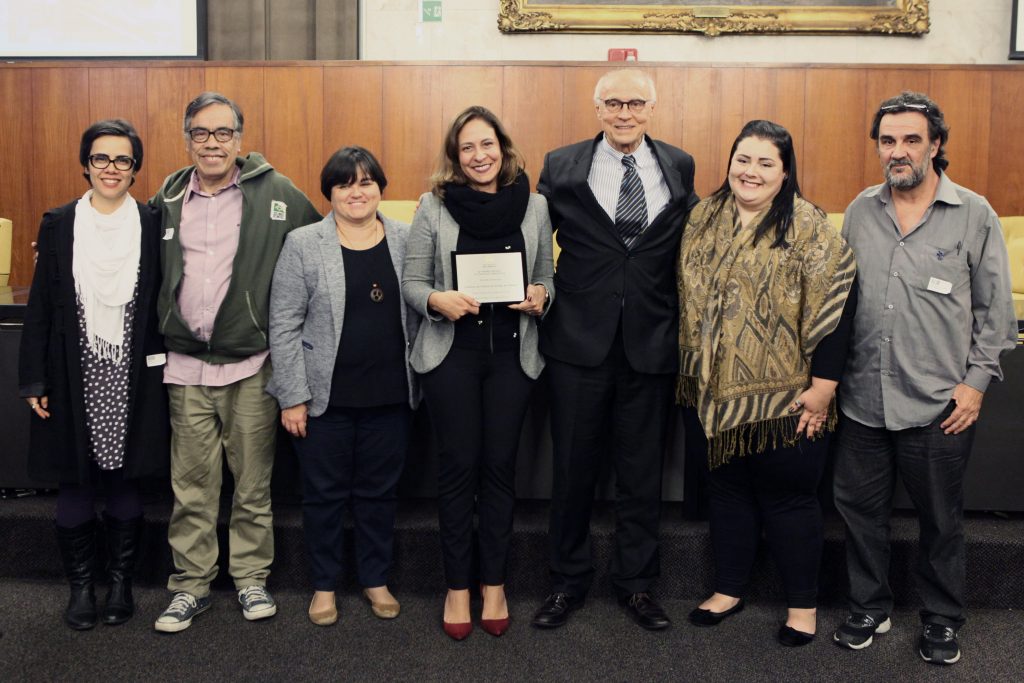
[267,146,419,627]
[402,105,554,640]
[19,119,169,630]
[677,120,856,645]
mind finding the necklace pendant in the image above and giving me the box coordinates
[370,284,384,303]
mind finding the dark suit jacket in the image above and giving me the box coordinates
[537,134,698,373]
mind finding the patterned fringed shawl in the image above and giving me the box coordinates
[677,195,855,468]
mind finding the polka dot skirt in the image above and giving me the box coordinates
[75,280,138,471]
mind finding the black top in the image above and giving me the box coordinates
[810,285,859,381]
[329,238,408,407]
[452,228,526,353]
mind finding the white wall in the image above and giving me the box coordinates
[362,0,1016,64]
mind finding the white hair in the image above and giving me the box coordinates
[593,69,657,104]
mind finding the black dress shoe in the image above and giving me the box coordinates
[621,593,671,631]
[688,599,745,627]
[778,624,816,647]
[532,593,582,629]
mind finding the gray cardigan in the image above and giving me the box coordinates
[266,213,420,416]
[401,191,555,379]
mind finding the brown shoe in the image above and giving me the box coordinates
[363,588,400,619]
[308,592,338,626]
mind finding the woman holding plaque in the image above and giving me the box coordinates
[402,105,555,640]
[677,120,856,646]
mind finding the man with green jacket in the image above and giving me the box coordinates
[151,92,321,633]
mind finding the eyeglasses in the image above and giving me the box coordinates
[88,154,135,171]
[880,103,930,114]
[601,99,650,114]
[187,127,237,143]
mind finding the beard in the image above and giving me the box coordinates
[884,151,932,190]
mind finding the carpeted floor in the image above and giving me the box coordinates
[1,579,1020,682]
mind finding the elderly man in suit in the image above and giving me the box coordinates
[531,69,699,631]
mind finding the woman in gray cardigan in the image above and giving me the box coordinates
[267,147,419,627]
[402,106,555,640]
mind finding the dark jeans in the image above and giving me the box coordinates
[691,409,828,608]
[833,404,973,628]
[546,345,674,600]
[293,404,410,590]
[420,348,535,589]
[56,466,143,528]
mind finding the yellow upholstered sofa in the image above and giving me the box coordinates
[0,217,12,287]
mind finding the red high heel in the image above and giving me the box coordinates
[443,619,472,641]
[480,584,510,637]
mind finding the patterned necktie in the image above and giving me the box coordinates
[615,154,648,249]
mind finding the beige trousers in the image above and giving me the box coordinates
[165,363,278,597]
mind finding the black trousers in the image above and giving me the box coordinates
[833,404,973,628]
[292,404,410,590]
[545,343,674,600]
[420,348,535,589]
[687,409,829,608]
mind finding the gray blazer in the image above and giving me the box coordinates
[401,191,555,379]
[267,213,420,416]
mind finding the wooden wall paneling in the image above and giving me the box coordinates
[647,66,685,152]
[0,69,35,285]
[205,67,268,166]
[207,0,267,61]
[560,66,613,147]
[860,68,931,190]
[87,68,150,197]
[381,66,444,200]
[262,66,326,211]
[29,69,92,243]
[502,67,564,190]
[323,64,384,177]
[741,68,807,176]
[984,71,1024,216]
[713,68,747,189]
[439,66,504,125]
[930,70,992,199]
[144,67,206,198]
[802,68,867,212]
[676,68,724,198]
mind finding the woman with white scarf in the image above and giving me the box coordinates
[19,119,169,630]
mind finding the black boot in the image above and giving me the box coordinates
[101,514,142,625]
[55,520,98,630]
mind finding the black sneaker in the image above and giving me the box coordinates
[919,623,961,665]
[833,613,891,650]
[154,592,211,633]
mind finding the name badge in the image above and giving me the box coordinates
[162,228,174,240]
[927,277,952,295]
[146,353,167,367]
[270,200,288,221]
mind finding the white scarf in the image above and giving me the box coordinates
[72,190,141,364]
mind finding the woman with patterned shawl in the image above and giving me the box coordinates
[678,120,856,646]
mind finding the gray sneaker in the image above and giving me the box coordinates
[238,585,277,621]
[833,613,891,650]
[154,592,211,633]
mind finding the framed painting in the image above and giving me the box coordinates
[498,0,930,36]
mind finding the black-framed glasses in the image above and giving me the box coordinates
[187,127,237,143]
[880,103,930,114]
[88,154,135,171]
[601,99,650,114]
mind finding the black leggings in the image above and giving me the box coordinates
[690,410,829,608]
[56,467,142,528]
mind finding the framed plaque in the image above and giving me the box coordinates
[451,250,528,305]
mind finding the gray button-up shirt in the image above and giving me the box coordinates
[840,173,1017,430]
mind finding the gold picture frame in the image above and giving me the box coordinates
[498,1,929,36]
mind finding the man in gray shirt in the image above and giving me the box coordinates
[832,92,1016,665]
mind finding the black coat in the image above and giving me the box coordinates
[18,199,170,484]
[537,135,699,374]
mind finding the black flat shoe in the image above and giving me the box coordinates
[532,593,582,629]
[778,623,816,647]
[688,599,745,627]
[621,593,671,631]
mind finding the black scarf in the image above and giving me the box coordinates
[442,171,530,240]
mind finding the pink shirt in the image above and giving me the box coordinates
[164,168,269,387]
